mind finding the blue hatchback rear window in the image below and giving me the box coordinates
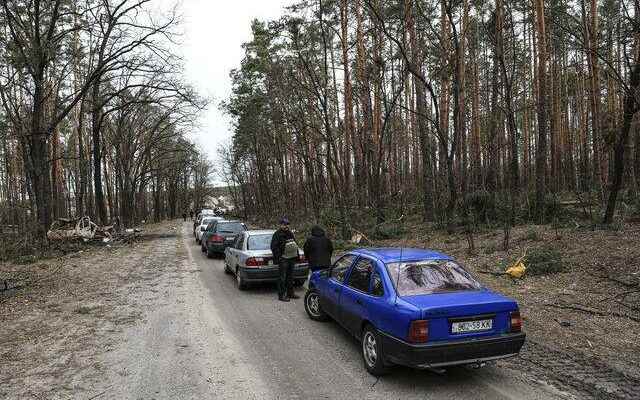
[386,260,482,296]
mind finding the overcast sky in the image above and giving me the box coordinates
[166,0,292,166]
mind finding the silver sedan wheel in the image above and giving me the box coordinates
[306,292,321,317]
[362,331,378,368]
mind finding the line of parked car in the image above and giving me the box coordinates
[191,210,526,377]
[192,210,308,290]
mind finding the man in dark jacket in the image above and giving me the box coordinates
[303,225,334,272]
[271,218,299,302]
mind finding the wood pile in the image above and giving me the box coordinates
[46,217,141,244]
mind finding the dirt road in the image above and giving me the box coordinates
[1,222,568,399]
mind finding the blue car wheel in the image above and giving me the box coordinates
[304,289,329,321]
[362,325,389,376]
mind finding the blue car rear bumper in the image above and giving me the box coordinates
[380,331,526,368]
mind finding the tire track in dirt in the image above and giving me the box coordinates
[512,340,640,400]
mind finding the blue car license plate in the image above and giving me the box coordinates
[451,319,492,334]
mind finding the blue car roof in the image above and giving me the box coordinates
[349,247,453,263]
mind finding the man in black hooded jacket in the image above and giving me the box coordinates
[271,218,299,302]
[303,225,334,272]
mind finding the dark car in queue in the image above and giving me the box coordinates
[304,248,525,376]
[224,230,308,290]
[201,220,247,258]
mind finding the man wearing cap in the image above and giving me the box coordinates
[270,218,300,302]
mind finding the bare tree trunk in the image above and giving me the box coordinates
[581,0,603,199]
[404,0,434,221]
[534,0,548,222]
[355,0,371,208]
[603,56,640,223]
[29,73,53,237]
[470,27,482,191]
[91,81,109,224]
[340,0,354,196]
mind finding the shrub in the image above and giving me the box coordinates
[333,239,364,251]
[544,195,563,221]
[525,193,563,224]
[371,223,406,240]
[523,228,541,242]
[76,305,94,315]
[465,190,495,223]
[595,221,623,231]
[14,254,38,265]
[633,198,640,217]
[524,246,564,276]
[575,220,624,232]
[483,243,497,255]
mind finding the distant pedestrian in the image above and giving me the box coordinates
[189,210,194,220]
[303,225,333,289]
[182,212,187,222]
[270,218,300,302]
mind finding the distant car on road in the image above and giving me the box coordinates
[224,230,309,290]
[304,248,525,376]
[195,216,223,244]
[193,215,202,236]
[202,220,247,258]
[193,211,214,236]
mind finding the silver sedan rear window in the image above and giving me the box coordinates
[247,234,272,251]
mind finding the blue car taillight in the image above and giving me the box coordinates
[408,320,429,343]
[510,311,523,333]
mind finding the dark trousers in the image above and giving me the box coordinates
[278,258,295,298]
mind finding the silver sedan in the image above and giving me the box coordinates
[224,230,309,290]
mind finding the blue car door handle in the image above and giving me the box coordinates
[355,299,362,305]
[334,288,340,293]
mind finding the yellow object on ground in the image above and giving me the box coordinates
[505,251,527,278]
[506,260,526,278]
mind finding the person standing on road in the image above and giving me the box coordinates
[303,225,333,289]
[271,218,300,302]
[182,212,187,222]
[189,210,194,220]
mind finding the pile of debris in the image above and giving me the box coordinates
[47,217,141,244]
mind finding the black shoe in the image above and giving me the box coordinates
[279,296,290,302]
[288,294,300,299]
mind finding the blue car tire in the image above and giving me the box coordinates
[304,289,330,322]
[362,324,390,376]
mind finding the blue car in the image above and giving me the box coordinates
[304,248,525,376]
